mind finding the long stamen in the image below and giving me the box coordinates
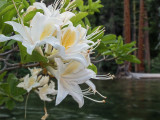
[89,39,101,52]
[96,91,107,99]
[87,27,105,40]
[58,0,65,9]
[67,4,76,11]
[87,29,105,41]
[84,96,106,103]
[65,0,76,11]
[83,92,94,95]
[82,88,90,92]
[53,0,57,8]
[53,0,61,10]
[86,26,101,39]
[56,0,63,10]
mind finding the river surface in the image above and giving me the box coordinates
[0,79,160,120]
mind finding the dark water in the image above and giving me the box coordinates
[1,79,160,120]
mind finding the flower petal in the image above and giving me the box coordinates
[60,11,75,24]
[64,53,88,67]
[0,34,23,42]
[5,21,30,41]
[69,84,84,108]
[56,80,69,106]
[63,69,95,84]
[33,2,52,16]
[22,42,35,55]
[85,80,96,91]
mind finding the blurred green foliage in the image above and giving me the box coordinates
[0,73,26,110]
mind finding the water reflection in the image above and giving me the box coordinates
[1,79,160,120]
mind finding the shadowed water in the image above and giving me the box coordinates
[0,79,160,120]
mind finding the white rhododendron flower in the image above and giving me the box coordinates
[0,12,63,55]
[31,1,75,25]
[17,74,40,92]
[47,23,96,66]
[37,81,57,101]
[47,58,97,107]
[17,68,49,92]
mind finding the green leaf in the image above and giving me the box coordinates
[13,95,24,102]
[0,96,8,105]
[0,83,10,95]
[0,4,18,17]
[76,0,84,11]
[97,42,107,53]
[85,17,91,26]
[6,40,17,46]
[5,98,15,110]
[23,9,43,22]
[0,0,7,8]
[102,50,112,55]
[0,71,7,82]
[7,74,18,95]
[18,42,47,64]
[2,9,17,34]
[29,0,35,5]
[88,64,97,74]
[22,0,29,8]
[118,55,141,64]
[63,0,70,8]
[102,34,117,44]
[123,41,136,48]
[0,2,12,13]
[70,12,88,26]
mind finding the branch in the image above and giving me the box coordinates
[0,46,18,56]
[0,63,40,74]
[92,56,117,63]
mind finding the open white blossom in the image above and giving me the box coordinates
[30,1,75,25]
[47,23,95,66]
[37,81,57,101]
[17,68,49,92]
[47,58,96,108]
[0,12,63,55]
[17,74,40,92]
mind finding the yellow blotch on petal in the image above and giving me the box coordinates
[63,61,80,76]
[28,77,36,87]
[52,30,57,37]
[40,23,55,41]
[61,29,76,50]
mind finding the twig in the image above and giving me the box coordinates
[0,46,18,56]
[0,63,40,74]
[92,56,117,63]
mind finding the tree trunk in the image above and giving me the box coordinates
[124,0,131,44]
[124,0,131,72]
[133,0,138,72]
[138,0,145,72]
[144,9,150,72]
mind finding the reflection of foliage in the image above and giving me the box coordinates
[0,73,26,110]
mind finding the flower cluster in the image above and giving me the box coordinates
[0,0,107,107]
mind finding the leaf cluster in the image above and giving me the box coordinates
[0,72,26,110]
[97,34,140,64]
